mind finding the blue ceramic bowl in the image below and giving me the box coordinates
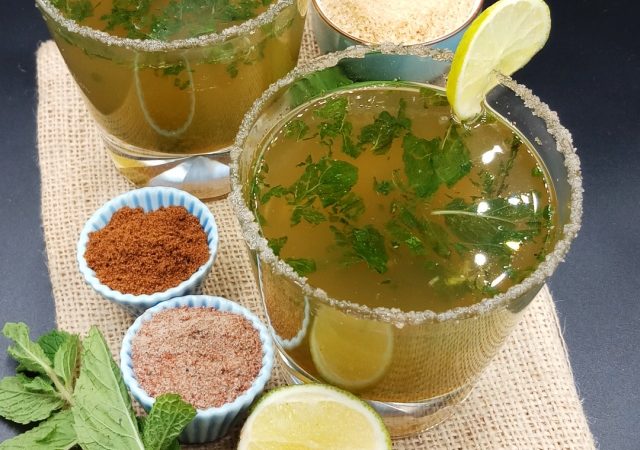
[120,295,274,443]
[77,187,218,314]
[310,0,484,81]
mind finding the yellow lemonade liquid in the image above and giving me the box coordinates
[251,83,558,409]
[41,0,305,184]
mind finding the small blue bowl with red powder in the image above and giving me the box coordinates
[77,187,218,314]
[120,295,274,443]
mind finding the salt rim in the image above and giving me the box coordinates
[35,0,298,52]
[229,44,583,326]
[311,0,484,47]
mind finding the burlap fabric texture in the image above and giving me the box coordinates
[36,24,595,449]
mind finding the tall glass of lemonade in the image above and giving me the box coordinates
[36,0,307,198]
[230,46,582,436]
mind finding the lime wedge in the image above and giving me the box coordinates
[237,384,392,450]
[310,306,393,391]
[447,0,551,120]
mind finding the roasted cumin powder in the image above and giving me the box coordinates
[85,206,209,294]
[132,307,263,409]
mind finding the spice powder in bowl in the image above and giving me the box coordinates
[84,206,209,295]
[315,0,481,45]
[131,306,263,409]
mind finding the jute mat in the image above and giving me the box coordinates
[36,24,595,449]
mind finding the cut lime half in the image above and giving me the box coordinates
[238,384,391,450]
[447,0,551,121]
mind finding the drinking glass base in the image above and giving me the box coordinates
[277,350,473,438]
[105,139,231,200]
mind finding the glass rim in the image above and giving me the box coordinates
[311,0,484,47]
[35,0,297,51]
[229,44,583,325]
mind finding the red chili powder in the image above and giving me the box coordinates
[131,307,263,409]
[84,206,209,295]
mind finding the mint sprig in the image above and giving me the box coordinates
[0,323,196,450]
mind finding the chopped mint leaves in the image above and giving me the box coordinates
[358,99,411,155]
[433,126,472,187]
[433,197,543,257]
[350,226,388,274]
[285,258,317,276]
[267,236,288,256]
[373,178,394,196]
[402,133,440,198]
[284,119,310,141]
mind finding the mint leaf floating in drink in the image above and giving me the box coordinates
[285,258,317,277]
[140,394,196,450]
[433,126,472,188]
[433,196,543,257]
[402,133,440,198]
[72,326,145,450]
[0,375,65,424]
[284,119,310,141]
[351,226,389,274]
[0,410,77,450]
[359,99,411,155]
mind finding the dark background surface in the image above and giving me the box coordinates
[0,0,638,447]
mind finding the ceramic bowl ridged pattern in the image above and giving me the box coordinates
[77,187,218,314]
[120,295,275,443]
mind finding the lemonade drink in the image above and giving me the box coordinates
[252,80,555,411]
[230,45,581,436]
[36,0,306,195]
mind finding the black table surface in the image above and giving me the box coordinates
[1,0,639,448]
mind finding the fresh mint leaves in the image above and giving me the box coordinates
[73,327,145,450]
[0,323,196,450]
[140,394,196,450]
[0,375,64,424]
[0,410,77,450]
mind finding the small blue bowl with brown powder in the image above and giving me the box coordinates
[77,187,218,314]
[120,295,274,443]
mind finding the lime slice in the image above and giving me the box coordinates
[134,55,196,137]
[237,384,391,450]
[310,306,393,391]
[447,0,551,120]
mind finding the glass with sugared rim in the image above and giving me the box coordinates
[229,45,582,437]
[36,0,308,199]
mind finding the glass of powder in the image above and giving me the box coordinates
[120,295,274,444]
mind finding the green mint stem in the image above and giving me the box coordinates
[430,209,517,224]
[43,366,74,406]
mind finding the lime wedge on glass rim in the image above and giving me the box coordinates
[237,384,392,450]
[446,0,551,121]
